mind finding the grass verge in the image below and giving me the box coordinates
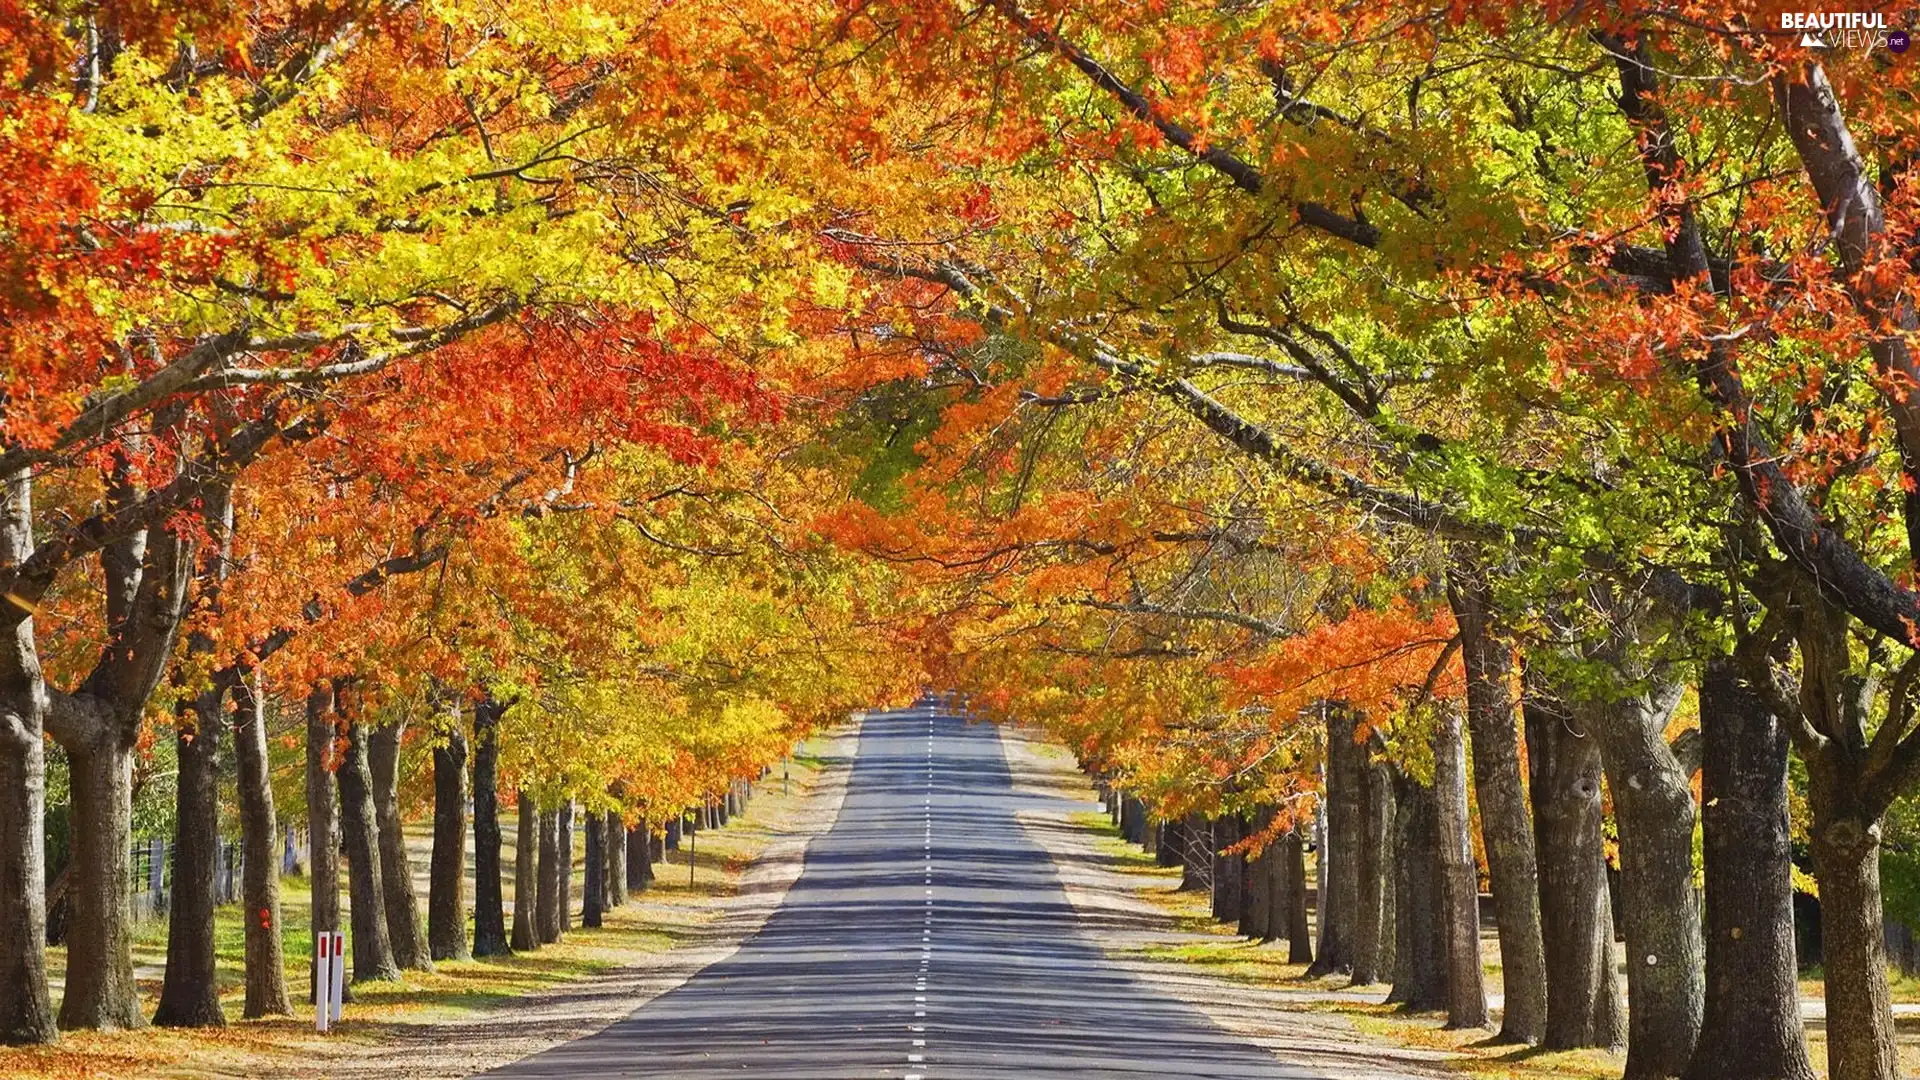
[0,738,837,1080]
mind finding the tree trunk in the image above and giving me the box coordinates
[0,473,53,1046]
[1810,808,1898,1080]
[1211,816,1243,924]
[1352,742,1395,986]
[1179,812,1210,891]
[1157,819,1182,868]
[337,718,399,983]
[1793,585,1897,1080]
[1388,770,1444,1011]
[1244,810,1274,941]
[627,818,652,892]
[536,806,562,944]
[664,817,681,851]
[231,675,289,1018]
[470,698,509,958]
[0,608,54,1046]
[59,733,142,1030]
[154,696,225,1027]
[52,488,194,1032]
[557,801,574,932]
[1315,784,1330,960]
[1526,686,1625,1051]
[1310,704,1362,977]
[0,716,52,1042]
[1578,680,1703,1080]
[1283,830,1313,964]
[1683,658,1815,1080]
[306,686,343,1000]
[511,794,538,952]
[1448,549,1548,1044]
[643,819,659,883]
[428,725,470,963]
[582,814,604,929]
[604,811,626,909]
[369,721,431,972]
[1434,704,1490,1029]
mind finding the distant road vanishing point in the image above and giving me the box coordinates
[481,702,1322,1079]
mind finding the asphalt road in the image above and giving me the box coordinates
[482,704,1317,1079]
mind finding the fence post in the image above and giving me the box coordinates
[151,837,167,916]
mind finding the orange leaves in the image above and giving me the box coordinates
[1225,600,1461,725]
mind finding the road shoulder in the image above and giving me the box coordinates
[996,721,1460,1080]
[0,724,860,1080]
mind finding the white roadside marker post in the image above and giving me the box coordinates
[330,930,346,1024]
[314,933,333,1032]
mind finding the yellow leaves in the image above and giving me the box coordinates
[809,261,855,310]
[484,0,641,61]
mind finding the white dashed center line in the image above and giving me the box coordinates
[909,718,936,1079]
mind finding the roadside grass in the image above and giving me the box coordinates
[1800,966,1920,1006]
[1070,806,1612,1080]
[0,738,835,1080]
[1073,804,1920,1080]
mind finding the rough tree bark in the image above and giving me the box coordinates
[1309,704,1362,977]
[470,697,510,958]
[1683,657,1815,1080]
[0,470,55,1046]
[631,818,656,890]
[1576,673,1703,1080]
[306,685,343,1000]
[1351,739,1395,987]
[336,715,399,982]
[153,692,225,1027]
[511,794,538,952]
[1211,816,1243,924]
[231,674,290,1018]
[1433,704,1490,1029]
[154,481,236,1029]
[1793,587,1901,1080]
[58,717,144,1030]
[582,815,604,929]
[428,723,471,963]
[557,801,574,933]
[1812,817,1896,1080]
[1387,770,1443,1011]
[1526,683,1625,1051]
[1180,812,1210,891]
[1283,829,1313,964]
[536,805,563,944]
[1243,809,1274,941]
[52,514,194,1031]
[1157,819,1182,868]
[604,810,626,910]
[1447,548,1548,1043]
[369,720,432,972]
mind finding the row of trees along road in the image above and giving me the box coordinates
[8,4,1920,1080]
[0,0,924,1047]
[803,5,1920,1080]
